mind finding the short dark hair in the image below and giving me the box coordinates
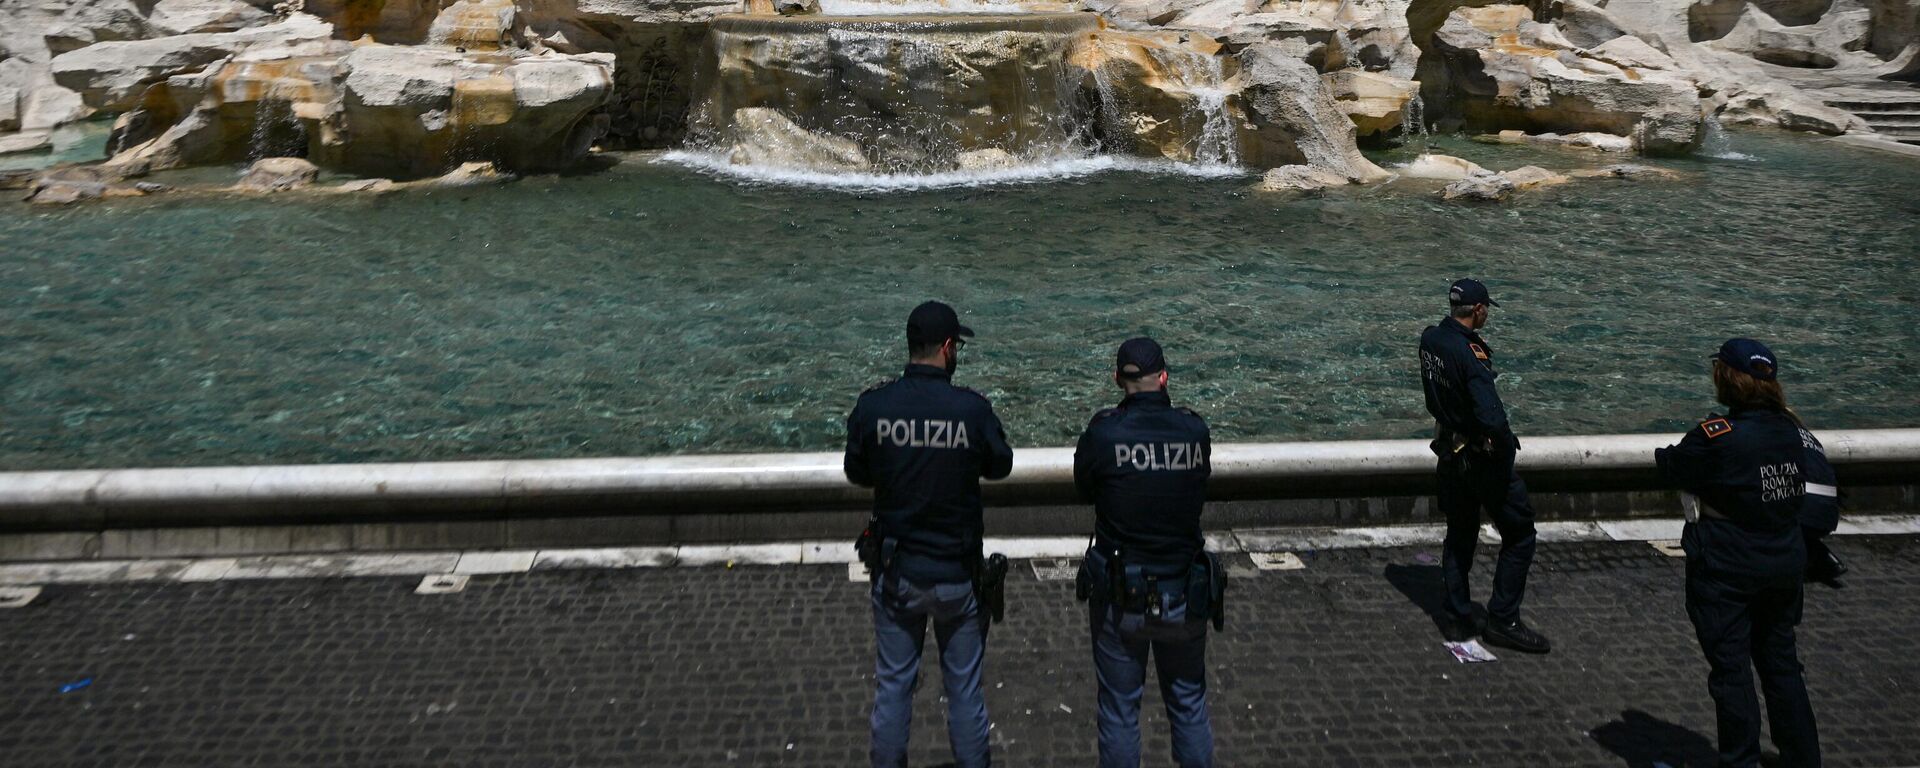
[909,339,946,359]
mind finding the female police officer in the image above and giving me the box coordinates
[1655,338,1821,768]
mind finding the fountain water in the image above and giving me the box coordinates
[1700,114,1758,161]
[673,0,1247,185]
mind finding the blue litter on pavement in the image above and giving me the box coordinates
[59,678,92,693]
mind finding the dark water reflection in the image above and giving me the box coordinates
[2,132,1916,469]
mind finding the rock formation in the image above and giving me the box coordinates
[48,10,615,178]
[1425,5,1704,154]
[1233,42,1391,179]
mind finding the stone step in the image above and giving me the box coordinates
[1870,124,1920,135]
[1826,100,1920,113]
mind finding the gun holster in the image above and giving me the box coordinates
[975,552,1009,627]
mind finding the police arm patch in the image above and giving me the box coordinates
[1468,343,1490,362]
[1700,417,1733,439]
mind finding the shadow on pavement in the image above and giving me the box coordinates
[1588,709,1717,767]
[1384,562,1470,639]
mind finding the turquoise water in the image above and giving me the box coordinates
[2,131,1917,470]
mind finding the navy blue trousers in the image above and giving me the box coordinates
[1089,597,1212,768]
[1436,452,1537,623]
[870,573,990,768]
[1687,565,1821,768]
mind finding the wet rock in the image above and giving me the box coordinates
[28,180,108,204]
[235,156,319,192]
[1540,0,1629,49]
[0,130,53,155]
[1069,29,1238,163]
[132,180,171,193]
[1442,171,1515,202]
[0,60,26,132]
[1501,165,1572,190]
[1659,44,1863,135]
[1425,5,1703,155]
[1398,153,1486,180]
[1472,130,1634,152]
[426,0,517,51]
[774,0,821,15]
[331,178,398,193]
[1323,70,1417,141]
[1571,163,1681,179]
[0,169,39,190]
[956,148,1018,171]
[1256,164,1351,193]
[427,161,511,186]
[1232,42,1390,180]
[727,107,869,172]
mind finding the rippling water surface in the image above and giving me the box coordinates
[2,132,1917,469]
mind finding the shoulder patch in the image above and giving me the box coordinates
[862,377,896,394]
[1700,417,1733,440]
[1468,343,1490,362]
[1090,407,1121,422]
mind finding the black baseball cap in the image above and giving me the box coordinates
[1449,278,1500,307]
[1116,337,1167,378]
[906,301,973,346]
[1712,338,1778,381]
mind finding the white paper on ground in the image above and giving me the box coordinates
[1443,639,1499,663]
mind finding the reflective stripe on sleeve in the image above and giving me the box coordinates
[1806,482,1839,498]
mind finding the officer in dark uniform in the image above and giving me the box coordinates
[1073,337,1219,768]
[1417,278,1550,653]
[844,300,1015,768]
[1657,338,1821,768]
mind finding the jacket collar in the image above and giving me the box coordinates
[904,363,952,381]
[1440,316,1487,345]
[1120,390,1173,410]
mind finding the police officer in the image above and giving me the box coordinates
[844,300,1015,768]
[1657,339,1822,768]
[1073,337,1218,768]
[1417,278,1550,653]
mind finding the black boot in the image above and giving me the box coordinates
[1485,617,1551,654]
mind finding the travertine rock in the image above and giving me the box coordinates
[1398,153,1486,179]
[234,156,319,191]
[1070,29,1240,163]
[726,107,870,171]
[1232,42,1390,179]
[148,0,273,35]
[1426,5,1703,155]
[1256,163,1351,192]
[1442,171,1514,200]
[49,13,338,111]
[1323,69,1417,139]
[1501,164,1571,189]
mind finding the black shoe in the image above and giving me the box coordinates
[1440,612,1480,642]
[1484,618,1551,654]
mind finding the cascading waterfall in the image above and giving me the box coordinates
[672,9,1247,185]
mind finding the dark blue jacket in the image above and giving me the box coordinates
[1796,425,1840,534]
[844,364,1014,583]
[1418,316,1518,451]
[1656,408,1810,584]
[1073,390,1212,574]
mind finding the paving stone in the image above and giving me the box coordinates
[0,537,1914,766]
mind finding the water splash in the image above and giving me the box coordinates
[1700,115,1759,161]
[658,149,1244,190]
[1400,91,1429,153]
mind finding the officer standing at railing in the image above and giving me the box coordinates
[1073,337,1221,768]
[844,300,1014,768]
[1417,278,1551,653]
[1657,339,1824,768]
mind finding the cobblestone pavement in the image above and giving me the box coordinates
[3,536,1918,767]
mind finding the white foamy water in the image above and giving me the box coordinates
[1701,115,1760,162]
[815,0,1054,14]
[657,150,1245,191]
